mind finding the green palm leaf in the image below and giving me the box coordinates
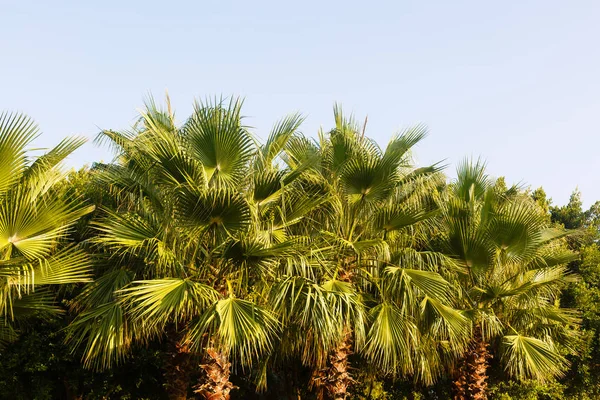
[269,277,341,365]
[375,206,439,232]
[0,112,39,194]
[11,287,63,316]
[0,188,94,259]
[501,334,568,381]
[380,124,428,171]
[258,113,305,168]
[119,278,219,336]
[32,246,92,285]
[66,301,132,370]
[22,136,87,184]
[183,97,254,187]
[420,296,470,351]
[74,268,132,311]
[385,266,452,303]
[341,158,391,205]
[190,297,280,366]
[363,302,418,376]
[453,158,492,203]
[175,186,251,236]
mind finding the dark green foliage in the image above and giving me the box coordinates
[551,190,585,230]
[0,318,165,400]
[533,188,600,399]
[561,244,600,399]
[488,380,566,400]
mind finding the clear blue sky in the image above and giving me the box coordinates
[2,0,599,207]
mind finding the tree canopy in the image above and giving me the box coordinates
[0,99,596,400]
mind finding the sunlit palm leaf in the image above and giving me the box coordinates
[0,112,39,195]
[22,136,87,184]
[0,189,94,259]
[119,278,219,336]
[190,297,280,366]
[385,266,452,303]
[258,113,305,169]
[501,334,568,381]
[375,206,439,232]
[363,302,418,376]
[269,277,343,365]
[420,296,470,351]
[66,301,132,370]
[183,97,254,187]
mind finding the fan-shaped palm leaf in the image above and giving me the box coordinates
[183,97,254,187]
[190,297,280,367]
[501,334,568,381]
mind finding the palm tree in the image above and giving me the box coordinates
[0,112,93,344]
[65,96,324,399]
[270,107,468,399]
[435,160,579,400]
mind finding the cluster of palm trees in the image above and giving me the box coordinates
[0,98,579,399]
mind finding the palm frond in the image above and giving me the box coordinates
[190,297,279,367]
[0,112,39,194]
[32,246,93,285]
[175,186,251,237]
[375,206,439,232]
[0,188,94,259]
[385,266,452,304]
[501,334,568,381]
[183,97,254,187]
[419,296,470,352]
[22,136,87,186]
[258,113,305,168]
[119,278,219,338]
[453,158,492,203]
[66,301,131,370]
[363,302,418,376]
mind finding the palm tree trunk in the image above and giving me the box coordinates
[327,328,354,400]
[164,335,193,400]
[63,377,82,400]
[194,347,235,400]
[452,328,491,400]
[452,357,469,400]
[312,328,355,400]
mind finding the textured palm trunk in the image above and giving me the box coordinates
[164,336,193,400]
[194,347,235,400]
[327,328,354,400]
[63,377,82,400]
[312,328,355,400]
[452,328,491,400]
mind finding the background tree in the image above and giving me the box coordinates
[543,189,600,399]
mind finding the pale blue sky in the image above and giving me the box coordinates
[2,1,599,207]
